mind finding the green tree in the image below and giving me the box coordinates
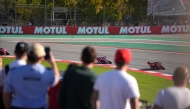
[1,0,148,25]
[14,0,43,20]
[130,0,147,22]
[91,0,147,23]
[92,0,130,22]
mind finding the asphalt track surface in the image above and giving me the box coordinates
[1,38,190,75]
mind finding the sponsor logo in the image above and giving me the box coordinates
[77,27,109,34]
[119,26,151,34]
[1,26,190,35]
[0,26,23,34]
[161,25,190,33]
[34,27,67,34]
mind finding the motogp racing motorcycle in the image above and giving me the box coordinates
[147,61,165,70]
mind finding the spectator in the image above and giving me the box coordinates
[0,57,5,109]
[135,21,140,26]
[125,14,130,26]
[58,46,98,109]
[91,49,140,109]
[27,21,32,26]
[2,22,7,26]
[153,66,190,109]
[0,57,2,71]
[52,22,56,26]
[48,63,77,109]
[0,42,29,109]
[3,43,60,109]
[63,19,69,26]
[48,81,62,109]
[149,12,155,26]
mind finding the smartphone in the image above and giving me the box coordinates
[44,47,51,60]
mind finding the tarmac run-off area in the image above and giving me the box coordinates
[1,34,190,79]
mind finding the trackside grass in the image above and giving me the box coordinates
[2,58,190,103]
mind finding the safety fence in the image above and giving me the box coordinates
[1,15,189,27]
[1,2,189,26]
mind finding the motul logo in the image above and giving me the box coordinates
[119,26,151,34]
[77,27,109,34]
[34,27,67,34]
[161,25,190,33]
[0,26,23,34]
[1,26,190,35]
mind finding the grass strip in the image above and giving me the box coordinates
[2,57,190,103]
[1,35,190,42]
[60,42,190,53]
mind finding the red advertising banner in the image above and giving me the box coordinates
[0,25,190,35]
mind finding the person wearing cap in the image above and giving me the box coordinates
[3,43,60,109]
[91,49,140,109]
[0,42,29,109]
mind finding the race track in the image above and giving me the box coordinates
[1,38,190,75]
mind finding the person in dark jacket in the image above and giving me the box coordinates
[58,46,98,109]
[48,63,78,109]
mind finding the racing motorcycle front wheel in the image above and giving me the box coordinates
[108,61,112,64]
[161,66,165,70]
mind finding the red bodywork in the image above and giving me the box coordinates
[96,56,112,64]
[147,61,165,70]
[97,56,107,63]
[0,48,9,55]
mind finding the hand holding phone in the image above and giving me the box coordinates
[44,47,60,82]
[44,47,51,60]
[44,46,56,65]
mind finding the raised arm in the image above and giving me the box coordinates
[47,52,60,86]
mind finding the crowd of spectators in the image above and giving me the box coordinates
[2,22,7,26]
[0,42,190,109]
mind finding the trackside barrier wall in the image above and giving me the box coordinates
[0,25,190,34]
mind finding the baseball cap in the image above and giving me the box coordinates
[28,43,46,58]
[115,49,132,63]
[15,42,29,53]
